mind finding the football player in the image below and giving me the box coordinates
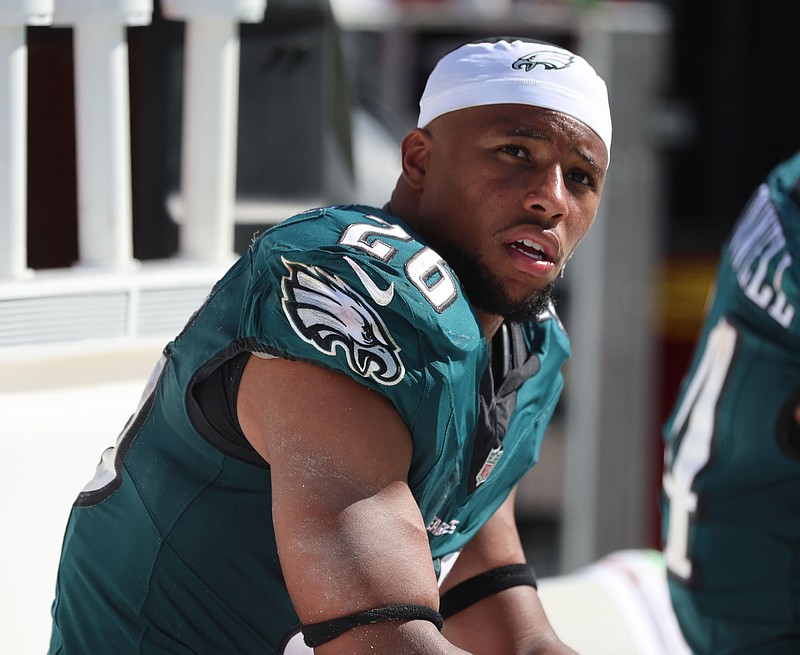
[48,37,611,654]
[663,151,800,654]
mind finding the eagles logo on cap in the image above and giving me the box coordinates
[511,50,575,72]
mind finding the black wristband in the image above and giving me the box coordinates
[439,563,537,619]
[302,604,444,648]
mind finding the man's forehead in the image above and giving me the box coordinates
[435,103,560,126]
[438,105,607,157]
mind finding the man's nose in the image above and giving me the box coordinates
[523,166,568,225]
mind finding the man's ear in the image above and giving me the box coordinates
[400,128,431,190]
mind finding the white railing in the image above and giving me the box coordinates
[0,1,52,280]
[0,0,267,353]
[54,0,149,270]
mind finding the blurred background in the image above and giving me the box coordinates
[2,0,800,651]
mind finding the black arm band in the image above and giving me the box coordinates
[302,604,444,648]
[439,563,537,619]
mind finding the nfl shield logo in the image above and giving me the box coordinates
[476,446,504,487]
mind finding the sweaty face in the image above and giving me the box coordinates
[408,104,607,322]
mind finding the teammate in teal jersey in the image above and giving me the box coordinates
[48,37,612,654]
[662,151,800,654]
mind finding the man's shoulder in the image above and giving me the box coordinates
[258,204,406,250]
[239,205,484,384]
[762,152,800,250]
[252,205,458,308]
[721,174,800,337]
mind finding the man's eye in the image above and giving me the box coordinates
[501,145,527,160]
[568,170,594,188]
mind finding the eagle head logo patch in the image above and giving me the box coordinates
[511,50,575,72]
[280,258,405,386]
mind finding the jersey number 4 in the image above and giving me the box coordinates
[663,317,737,581]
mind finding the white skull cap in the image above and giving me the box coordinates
[417,38,612,158]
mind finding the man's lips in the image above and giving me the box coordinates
[505,231,560,278]
[509,238,548,261]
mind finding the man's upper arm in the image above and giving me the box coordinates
[237,354,443,643]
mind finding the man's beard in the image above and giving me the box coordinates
[434,239,556,322]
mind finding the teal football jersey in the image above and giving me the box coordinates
[662,155,800,654]
[48,205,570,654]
